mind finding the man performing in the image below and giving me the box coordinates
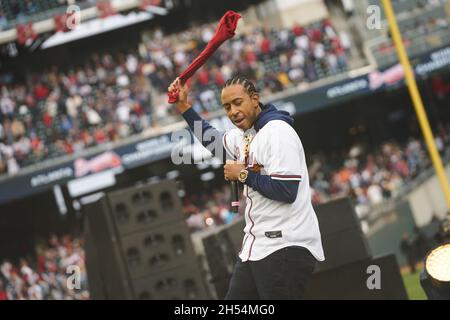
[168,76,325,300]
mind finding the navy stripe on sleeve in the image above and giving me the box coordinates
[245,171,299,204]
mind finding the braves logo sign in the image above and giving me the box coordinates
[369,64,404,90]
[74,151,121,177]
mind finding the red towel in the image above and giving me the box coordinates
[168,10,241,103]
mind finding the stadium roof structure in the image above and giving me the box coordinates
[0,0,167,46]
[40,10,158,49]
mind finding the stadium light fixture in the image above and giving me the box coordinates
[421,242,450,300]
[426,244,450,282]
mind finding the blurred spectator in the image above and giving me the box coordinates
[0,279,7,300]
[184,185,239,233]
[413,226,431,260]
[0,235,89,300]
[0,11,7,31]
[400,232,417,273]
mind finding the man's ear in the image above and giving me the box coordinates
[252,93,260,108]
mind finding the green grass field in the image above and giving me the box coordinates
[401,269,427,300]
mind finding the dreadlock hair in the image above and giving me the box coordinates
[223,76,264,110]
[223,76,259,97]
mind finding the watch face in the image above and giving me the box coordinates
[239,170,248,182]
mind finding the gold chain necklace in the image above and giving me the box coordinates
[243,134,254,160]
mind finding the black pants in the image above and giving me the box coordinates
[225,246,317,300]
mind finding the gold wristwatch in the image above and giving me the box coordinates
[238,169,249,183]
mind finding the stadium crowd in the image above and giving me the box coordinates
[181,128,450,232]
[0,18,351,176]
[308,138,433,214]
[183,184,240,232]
[375,0,449,57]
[0,234,88,300]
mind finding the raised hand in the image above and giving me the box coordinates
[168,77,191,113]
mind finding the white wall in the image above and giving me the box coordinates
[275,0,329,27]
[241,0,329,30]
[407,165,450,227]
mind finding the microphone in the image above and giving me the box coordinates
[230,181,240,213]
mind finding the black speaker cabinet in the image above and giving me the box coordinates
[107,179,184,237]
[133,264,209,300]
[120,221,197,279]
[219,217,246,254]
[83,217,107,299]
[84,196,134,299]
[314,197,372,272]
[83,180,209,299]
[304,254,408,300]
[201,231,233,300]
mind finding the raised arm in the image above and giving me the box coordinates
[168,78,231,161]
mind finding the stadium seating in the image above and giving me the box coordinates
[366,0,450,67]
[0,19,351,175]
[0,234,89,300]
[0,0,94,31]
